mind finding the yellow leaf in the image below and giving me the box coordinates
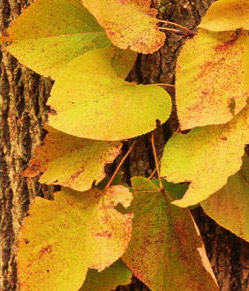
[48,47,171,141]
[3,0,110,79]
[161,105,249,207]
[176,29,249,130]
[199,0,249,32]
[123,177,218,291]
[22,126,121,192]
[80,259,132,291]
[201,153,249,242]
[81,0,165,54]
[17,186,133,291]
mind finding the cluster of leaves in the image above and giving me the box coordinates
[161,0,249,211]
[2,0,249,290]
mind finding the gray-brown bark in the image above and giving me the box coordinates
[1,0,249,290]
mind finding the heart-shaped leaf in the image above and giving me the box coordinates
[48,47,172,141]
[201,153,249,242]
[81,0,165,54]
[123,177,218,291]
[22,126,121,192]
[161,105,249,207]
[3,0,111,79]
[176,29,249,130]
[199,0,249,32]
[17,186,133,291]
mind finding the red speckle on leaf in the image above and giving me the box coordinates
[214,33,240,53]
[95,230,112,238]
[69,167,84,181]
[39,245,53,258]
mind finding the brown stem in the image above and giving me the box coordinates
[148,168,157,179]
[158,26,183,34]
[105,140,136,189]
[157,19,194,35]
[151,133,173,202]
[150,133,163,189]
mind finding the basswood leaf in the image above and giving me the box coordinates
[22,126,121,192]
[2,0,110,79]
[123,177,218,291]
[161,105,249,207]
[199,0,249,32]
[81,0,165,54]
[201,154,249,242]
[48,47,171,141]
[176,29,249,130]
[17,186,133,291]
[80,259,132,291]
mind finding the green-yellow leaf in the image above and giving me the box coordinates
[161,105,249,207]
[3,0,111,79]
[17,186,133,291]
[48,47,171,141]
[22,126,121,192]
[81,0,165,54]
[80,259,132,291]
[123,177,218,291]
[201,154,249,242]
[176,29,249,130]
[199,0,249,32]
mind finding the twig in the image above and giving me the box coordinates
[148,168,157,179]
[150,133,163,189]
[158,26,183,34]
[157,19,194,35]
[105,140,136,189]
[150,133,173,201]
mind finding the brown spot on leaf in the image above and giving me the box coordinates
[228,98,236,115]
[95,230,112,238]
[69,167,84,181]
[48,108,57,115]
[39,245,52,258]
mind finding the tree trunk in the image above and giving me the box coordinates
[1,0,249,290]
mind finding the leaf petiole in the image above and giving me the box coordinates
[157,19,194,35]
[151,133,173,202]
[105,140,137,189]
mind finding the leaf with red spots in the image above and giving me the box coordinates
[161,105,249,207]
[17,186,133,291]
[201,153,249,242]
[22,126,121,192]
[122,177,218,291]
[80,259,132,291]
[176,29,249,130]
[199,0,249,32]
[2,0,111,79]
[81,0,165,54]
